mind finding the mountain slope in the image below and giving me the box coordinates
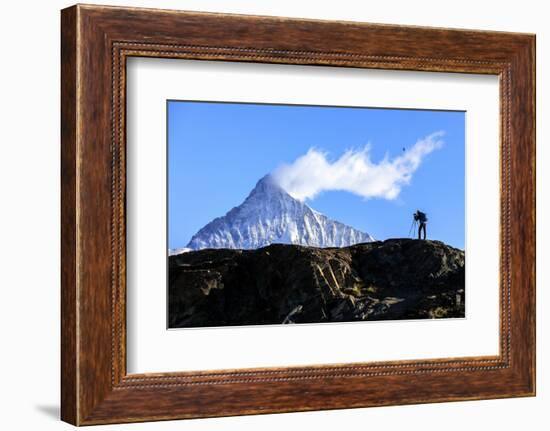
[169,239,465,328]
[186,175,374,250]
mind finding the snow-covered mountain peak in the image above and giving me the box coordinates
[185,174,374,250]
[250,174,283,195]
[239,174,291,207]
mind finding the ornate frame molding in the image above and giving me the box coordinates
[61,5,535,425]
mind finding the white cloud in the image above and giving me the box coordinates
[271,131,444,201]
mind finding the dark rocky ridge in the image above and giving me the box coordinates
[168,239,465,328]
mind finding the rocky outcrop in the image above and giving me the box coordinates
[168,239,465,328]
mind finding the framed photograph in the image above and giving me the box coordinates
[61,4,535,425]
[166,102,465,329]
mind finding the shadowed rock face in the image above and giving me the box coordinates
[168,239,465,328]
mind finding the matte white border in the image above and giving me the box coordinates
[127,58,500,373]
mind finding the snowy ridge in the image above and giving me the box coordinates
[186,175,374,250]
[169,247,192,256]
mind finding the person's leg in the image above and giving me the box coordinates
[422,223,427,240]
[418,223,422,240]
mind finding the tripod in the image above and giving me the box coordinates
[408,218,418,238]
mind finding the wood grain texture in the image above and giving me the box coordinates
[60,4,536,425]
[60,6,78,425]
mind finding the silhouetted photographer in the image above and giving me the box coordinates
[413,210,428,240]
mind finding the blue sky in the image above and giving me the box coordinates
[168,101,465,249]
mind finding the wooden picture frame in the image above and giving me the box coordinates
[61,4,535,425]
